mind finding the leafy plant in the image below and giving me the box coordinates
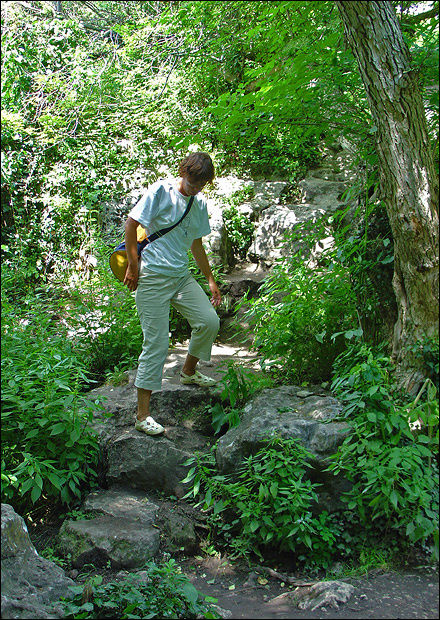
[409,335,439,389]
[40,546,70,569]
[59,561,219,619]
[183,437,340,566]
[221,189,256,260]
[1,281,105,512]
[328,343,439,560]
[208,361,274,433]
[237,225,358,383]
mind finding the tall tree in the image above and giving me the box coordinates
[336,1,439,392]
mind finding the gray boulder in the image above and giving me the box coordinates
[87,374,222,439]
[156,501,199,553]
[205,178,289,267]
[106,426,212,498]
[1,503,74,619]
[215,386,351,511]
[56,488,160,568]
[206,196,235,268]
[247,203,327,265]
[297,176,346,209]
[247,170,348,268]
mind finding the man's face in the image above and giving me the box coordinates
[181,175,207,196]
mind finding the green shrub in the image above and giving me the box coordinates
[183,437,340,567]
[237,234,357,383]
[328,195,396,344]
[60,561,218,619]
[328,342,439,560]
[208,361,274,434]
[409,335,439,390]
[1,285,103,512]
[221,189,255,261]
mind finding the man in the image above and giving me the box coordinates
[123,152,221,435]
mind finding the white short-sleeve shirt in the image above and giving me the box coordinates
[128,180,211,276]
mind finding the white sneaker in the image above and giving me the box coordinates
[135,416,165,435]
[180,370,218,387]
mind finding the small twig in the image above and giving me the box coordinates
[410,377,430,410]
[260,566,317,586]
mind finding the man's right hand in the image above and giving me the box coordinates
[123,262,139,291]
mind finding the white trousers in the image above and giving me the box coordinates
[134,270,220,391]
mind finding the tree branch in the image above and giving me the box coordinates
[400,6,439,24]
[8,1,46,16]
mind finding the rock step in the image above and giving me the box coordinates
[86,370,351,514]
[106,426,212,498]
[55,487,200,569]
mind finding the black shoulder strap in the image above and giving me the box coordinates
[139,195,195,250]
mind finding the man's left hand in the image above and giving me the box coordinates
[209,280,222,307]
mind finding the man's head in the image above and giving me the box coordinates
[178,152,215,195]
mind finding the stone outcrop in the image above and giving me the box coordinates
[84,367,351,515]
[106,426,211,498]
[1,503,74,619]
[56,486,202,569]
[215,385,351,511]
[56,488,160,569]
[216,385,348,470]
[203,147,356,270]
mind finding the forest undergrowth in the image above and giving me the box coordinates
[1,2,439,618]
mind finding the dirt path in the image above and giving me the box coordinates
[161,340,261,385]
[181,556,439,619]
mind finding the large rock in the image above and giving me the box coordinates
[156,500,199,553]
[247,171,348,268]
[56,488,160,568]
[106,426,212,498]
[297,177,346,208]
[205,196,235,268]
[247,203,328,265]
[1,504,74,619]
[215,386,351,511]
[87,373,223,438]
[205,178,289,267]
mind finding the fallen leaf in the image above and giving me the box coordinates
[228,585,236,591]
[257,577,268,585]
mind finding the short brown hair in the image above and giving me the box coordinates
[178,152,215,184]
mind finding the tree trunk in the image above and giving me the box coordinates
[336,1,439,392]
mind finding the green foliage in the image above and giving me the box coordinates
[40,546,70,570]
[183,437,340,567]
[329,180,396,343]
[60,561,218,619]
[328,342,439,561]
[209,361,274,434]
[1,282,103,512]
[2,1,439,568]
[238,224,358,383]
[409,335,440,389]
[331,341,395,418]
[222,204,254,260]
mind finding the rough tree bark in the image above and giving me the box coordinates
[336,1,439,392]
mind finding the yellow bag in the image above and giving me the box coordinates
[109,226,147,282]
